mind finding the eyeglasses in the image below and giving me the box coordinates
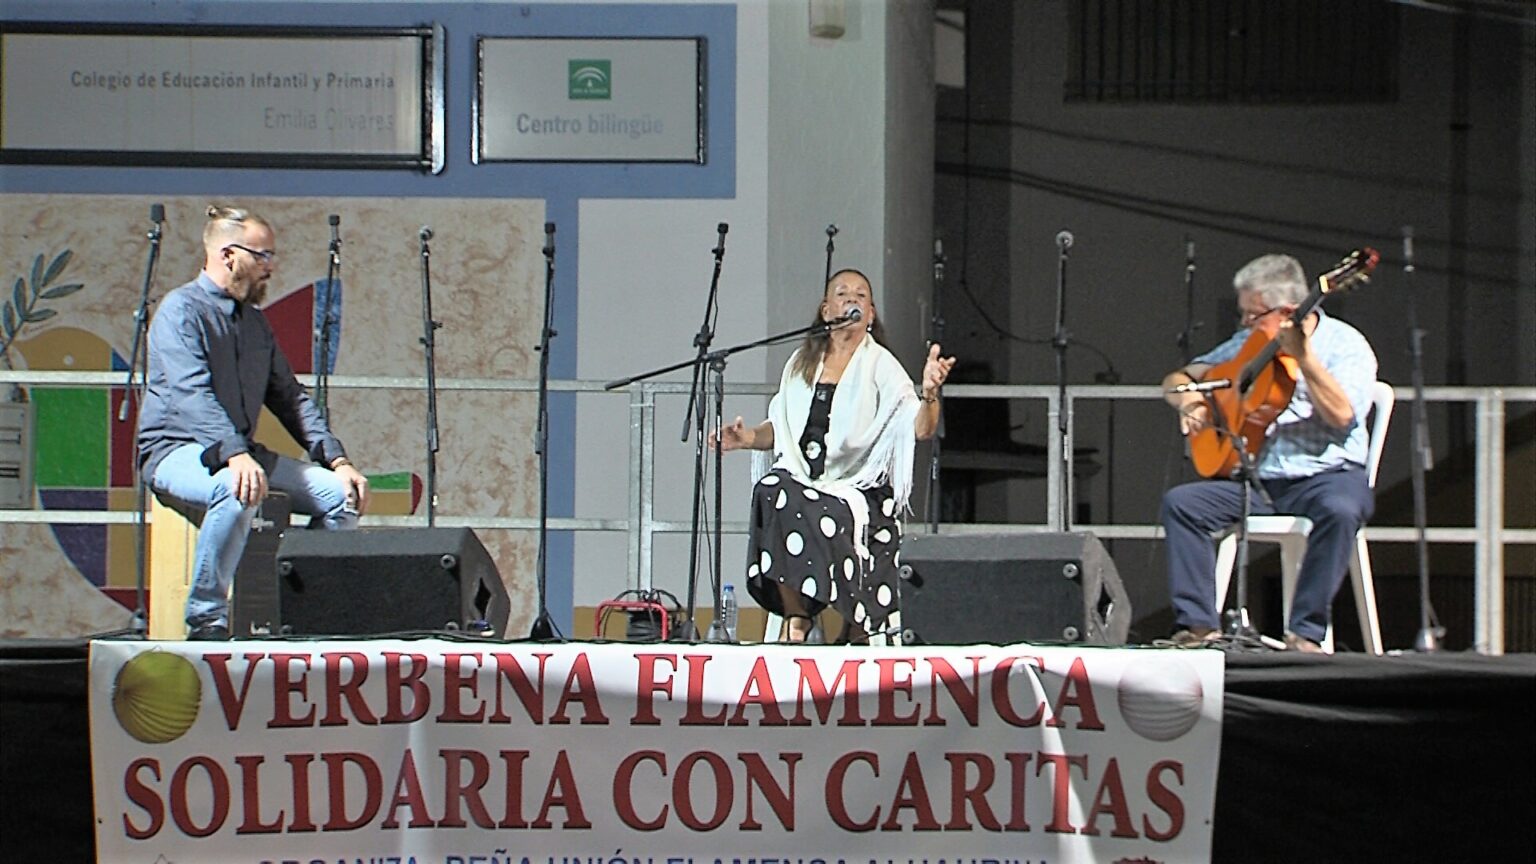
[1240,305,1283,326]
[225,243,276,264]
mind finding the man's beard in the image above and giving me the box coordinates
[231,270,269,306]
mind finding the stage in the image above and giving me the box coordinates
[2,639,1532,863]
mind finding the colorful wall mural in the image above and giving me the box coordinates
[0,194,546,638]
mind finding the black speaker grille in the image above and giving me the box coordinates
[898,532,1130,645]
[275,528,508,637]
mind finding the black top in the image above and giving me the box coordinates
[798,382,836,479]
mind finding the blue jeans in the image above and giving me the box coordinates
[1161,467,1374,642]
[150,443,357,627]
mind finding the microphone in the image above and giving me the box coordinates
[1402,225,1415,274]
[824,307,862,329]
[1055,230,1074,251]
[826,224,839,238]
[148,203,165,240]
[1168,378,1231,394]
[714,222,728,257]
[419,226,433,242]
[328,214,341,263]
[1185,236,1195,271]
[934,238,945,279]
[544,221,556,257]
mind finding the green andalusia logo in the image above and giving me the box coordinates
[568,59,612,99]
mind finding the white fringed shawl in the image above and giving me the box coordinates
[753,333,921,564]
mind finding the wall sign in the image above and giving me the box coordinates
[0,24,444,172]
[476,37,704,163]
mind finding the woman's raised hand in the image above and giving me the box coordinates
[709,416,752,451]
[922,343,957,399]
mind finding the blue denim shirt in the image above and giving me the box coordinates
[136,272,345,481]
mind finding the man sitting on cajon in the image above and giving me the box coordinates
[137,205,370,640]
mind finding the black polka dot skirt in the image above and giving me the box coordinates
[744,468,903,636]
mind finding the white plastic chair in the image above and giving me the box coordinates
[1213,381,1394,655]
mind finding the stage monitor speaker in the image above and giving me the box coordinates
[275,528,510,637]
[230,493,292,637]
[898,532,1130,645]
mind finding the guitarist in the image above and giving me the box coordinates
[1160,254,1378,653]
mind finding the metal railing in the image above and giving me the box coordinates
[4,370,1532,653]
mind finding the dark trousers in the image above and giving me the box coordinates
[1161,467,1374,642]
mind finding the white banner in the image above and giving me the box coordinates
[477,38,703,162]
[90,639,1224,863]
[1,29,429,163]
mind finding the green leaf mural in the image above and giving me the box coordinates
[1,248,84,368]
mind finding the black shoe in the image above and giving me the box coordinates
[187,622,231,641]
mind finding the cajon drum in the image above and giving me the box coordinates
[148,493,289,639]
[148,496,198,639]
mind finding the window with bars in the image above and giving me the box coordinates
[1065,0,1399,103]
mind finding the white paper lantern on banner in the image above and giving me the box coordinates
[1117,656,1205,742]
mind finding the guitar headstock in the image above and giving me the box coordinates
[1320,247,1380,295]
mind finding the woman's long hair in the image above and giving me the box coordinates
[790,268,889,384]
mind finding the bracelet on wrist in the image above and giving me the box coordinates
[919,390,940,403]
[330,457,353,470]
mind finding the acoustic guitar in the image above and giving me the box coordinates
[1186,248,1379,478]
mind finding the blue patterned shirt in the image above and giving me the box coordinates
[1192,308,1377,479]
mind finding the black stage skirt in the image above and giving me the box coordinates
[744,467,902,636]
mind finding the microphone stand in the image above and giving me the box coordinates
[418,227,441,527]
[607,315,863,641]
[316,214,341,421]
[118,203,164,637]
[1404,226,1444,651]
[1177,236,1202,364]
[530,222,560,640]
[1222,425,1273,649]
[824,224,838,284]
[1173,236,1202,472]
[1051,231,1074,530]
[671,224,729,641]
[925,238,947,532]
[1198,385,1273,650]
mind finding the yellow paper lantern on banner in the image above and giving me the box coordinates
[112,651,202,744]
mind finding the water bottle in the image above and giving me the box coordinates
[721,584,739,642]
